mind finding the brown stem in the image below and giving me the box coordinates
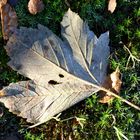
[98,86,140,111]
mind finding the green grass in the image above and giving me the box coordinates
[0,0,140,139]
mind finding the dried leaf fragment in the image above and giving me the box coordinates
[28,0,44,15]
[108,0,117,13]
[99,68,122,103]
[0,0,7,8]
[1,3,18,40]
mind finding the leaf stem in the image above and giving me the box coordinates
[98,86,140,111]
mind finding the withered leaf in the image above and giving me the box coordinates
[108,0,117,13]
[0,3,18,40]
[0,9,110,127]
[28,0,44,15]
[0,0,7,8]
[99,68,122,103]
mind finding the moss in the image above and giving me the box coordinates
[0,0,140,139]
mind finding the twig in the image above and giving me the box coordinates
[111,114,116,126]
[113,126,129,140]
[123,45,140,68]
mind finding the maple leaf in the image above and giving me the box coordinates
[0,9,109,127]
[0,9,139,128]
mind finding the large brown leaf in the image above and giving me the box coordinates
[0,9,110,127]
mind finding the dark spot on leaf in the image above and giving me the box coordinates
[59,74,64,78]
[48,80,60,85]
[15,64,22,70]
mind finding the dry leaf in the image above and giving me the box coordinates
[0,0,7,8]
[0,9,110,127]
[0,3,18,40]
[108,0,117,13]
[99,68,122,103]
[28,0,44,15]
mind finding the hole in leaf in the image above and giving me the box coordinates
[59,74,64,78]
[48,80,60,85]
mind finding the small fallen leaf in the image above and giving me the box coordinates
[108,0,117,13]
[28,0,44,15]
[99,67,122,103]
[0,3,18,40]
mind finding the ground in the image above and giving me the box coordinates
[0,0,140,140]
